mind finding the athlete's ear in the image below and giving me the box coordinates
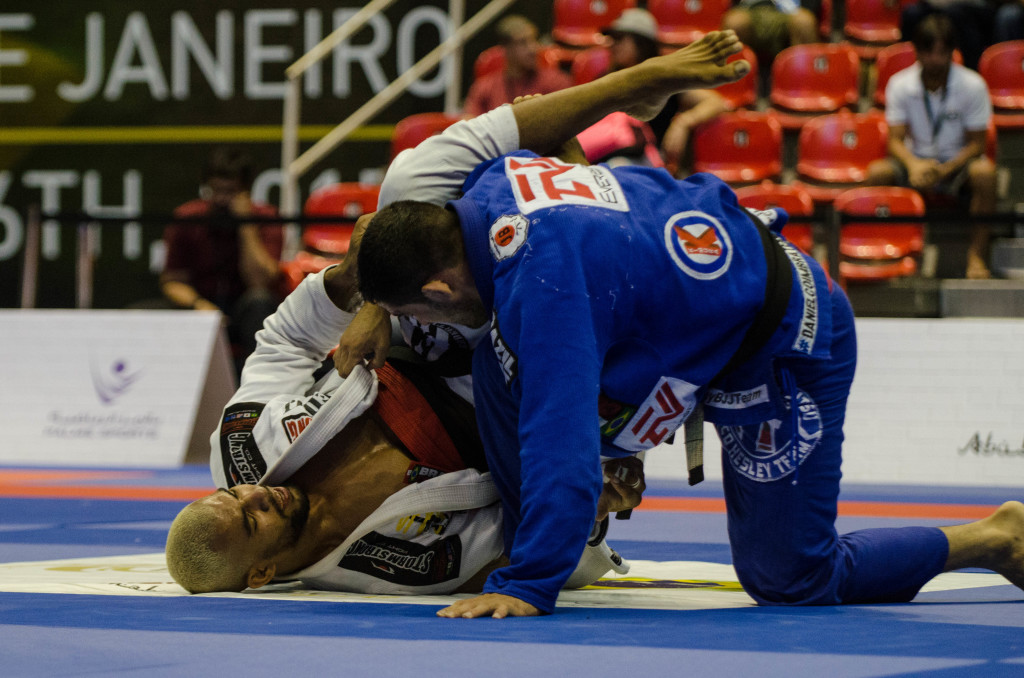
[246,561,276,590]
[421,279,454,303]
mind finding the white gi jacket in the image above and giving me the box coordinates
[208,268,626,594]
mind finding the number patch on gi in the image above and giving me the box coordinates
[505,156,629,215]
[612,376,699,452]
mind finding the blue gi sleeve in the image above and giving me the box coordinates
[477,236,608,614]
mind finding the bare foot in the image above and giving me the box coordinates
[623,31,749,121]
[942,500,1024,591]
[966,256,992,280]
[661,30,750,88]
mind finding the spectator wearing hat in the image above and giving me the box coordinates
[597,8,728,174]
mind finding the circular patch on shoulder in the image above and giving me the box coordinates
[489,214,529,262]
[664,210,733,280]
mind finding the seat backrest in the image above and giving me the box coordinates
[474,45,564,79]
[833,186,924,217]
[770,43,860,112]
[796,111,888,179]
[733,181,814,216]
[979,41,1024,109]
[874,42,963,106]
[715,46,759,109]
[648,0,732,44]
[553,0,637,45]
[302,183,381,255]
[734,181,815,253]
[844,0,901,31]
[391,112,462,160]
[572,47,612,85]
[693,111,783,179]
[834,186,925,260]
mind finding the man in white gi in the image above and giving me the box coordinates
[165,221,639,595]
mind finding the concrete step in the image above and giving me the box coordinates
[940,279,1024,317]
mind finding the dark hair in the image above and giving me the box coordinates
[495,15,535,45]
[202,147,254,188]
[357,200,464,306]
[912,14,957,53]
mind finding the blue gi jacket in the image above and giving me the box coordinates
[448,152,834,612]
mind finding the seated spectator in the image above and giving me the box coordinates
[462,15,573,117]
[721,0,821,66]
[160,147,283,375]
[600,8,729,173]
[865,15,997,279]
[899,0,996,69]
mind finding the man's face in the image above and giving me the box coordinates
[505,26,539,73]
[201,484,310,566]
[206,177,245,210]
[609,33,640,70]
[917,42,953,82]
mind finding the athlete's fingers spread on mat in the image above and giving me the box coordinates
[334,303,391,376]
[436,593,541,619]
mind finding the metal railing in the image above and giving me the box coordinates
[279,0,515,256]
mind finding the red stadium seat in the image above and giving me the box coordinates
[979,41,1024,129]
[692,111,783,184]
[833,186,925,281]
[553,0,637,47]
[820,0,833,38]
[793,110,888,203]
[473,45,563,79]
[390,112,462,160]
[768,44,861,129]
[873,42,962,107]
[302,182,381,257]
[715,47,759,110]
[842,0,908,59]
[279,182,381,294]
[571,47,611,85]
[648,0,732,46]
[733,180,816,254]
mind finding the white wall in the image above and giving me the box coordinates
[645,318,1024,487]
[0,310,227,467]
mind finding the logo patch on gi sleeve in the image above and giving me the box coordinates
[611,376,699,452]
[664,211,734,280]
[488,214,529,262]
[489,311,517,385]
[218,402,268,486]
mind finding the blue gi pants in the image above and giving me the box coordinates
[717,284,950,605]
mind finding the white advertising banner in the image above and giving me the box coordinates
[646,318,1024,487]
[0,310,230,468]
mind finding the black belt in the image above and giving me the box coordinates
[715,209,794,380]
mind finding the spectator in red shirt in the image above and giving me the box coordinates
[462,16,573,117]
[161,147,283,376]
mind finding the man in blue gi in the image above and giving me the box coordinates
[345,31,1024,618]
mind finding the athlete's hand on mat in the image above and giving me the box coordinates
[437,593,541,619]
[334,302,391,377]
[597,456,646,521]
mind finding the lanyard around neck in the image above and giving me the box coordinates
[921,71,950,142]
